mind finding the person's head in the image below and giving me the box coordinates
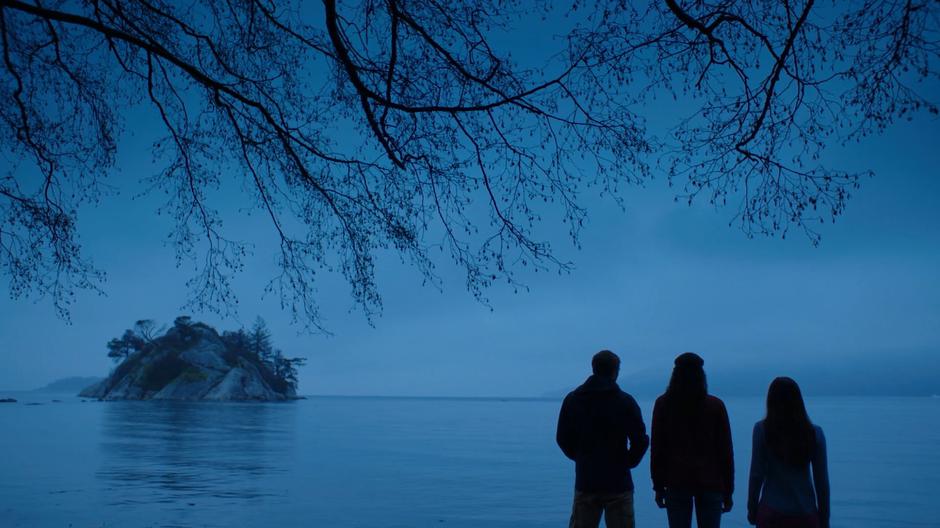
[665,352,707,403]
[764,376,815,467]
[591,350,620,380]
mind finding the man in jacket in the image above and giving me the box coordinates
[557,350,650,528]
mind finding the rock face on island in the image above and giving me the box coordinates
[80,317,303,401]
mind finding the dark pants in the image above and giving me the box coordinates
[664,490,723,528]
[569,490,635,528]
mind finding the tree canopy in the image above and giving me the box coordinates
[1,0,936,329]
[107,329,146,362]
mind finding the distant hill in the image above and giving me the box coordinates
[34,376,103,393]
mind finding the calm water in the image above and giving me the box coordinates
[1,395,938,527]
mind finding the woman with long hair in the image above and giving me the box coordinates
[651,352,734,528]
[747,377,830,528]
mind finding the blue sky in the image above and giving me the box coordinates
[0,4,938,396]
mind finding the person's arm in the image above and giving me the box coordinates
[716,399,735,512]
[556,395,578,461]
[812,427,830,528]
[747,422,766,525]
[624,395,649,468]
[650,398,667,508]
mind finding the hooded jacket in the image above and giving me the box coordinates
[556,374,650,493]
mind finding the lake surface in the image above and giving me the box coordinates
[1,395,938,527]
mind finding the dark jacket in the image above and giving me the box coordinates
[650,394,734,495]
[556,375,649,493]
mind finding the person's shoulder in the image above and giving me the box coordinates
[651,393,669,412]
[614,390,645,420]
[705,394,729,414]
[753,419,766,434]
[813,424,826,440]
[615,388,644,412]
[705,393,725,407]
[617,387,640,403]
[705,394,725,407]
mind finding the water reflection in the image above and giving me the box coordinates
[97,401,295,506]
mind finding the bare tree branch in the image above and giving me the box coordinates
[0,0,935,329]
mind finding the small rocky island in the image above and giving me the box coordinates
[80,316,305,401]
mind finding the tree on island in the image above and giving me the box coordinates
[220,328,250,355]
[1,1,936,329]
[133,319,163,343]
[273,351,307,390]
[106,330,145,363]
[249,317,275,364]
[106,319,161,363]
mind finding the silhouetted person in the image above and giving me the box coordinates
[651,352,734,528]
[748,377,829,528]
[557,350,649,528]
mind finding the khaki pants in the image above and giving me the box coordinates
[569,490,635,528]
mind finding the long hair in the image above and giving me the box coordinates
[764,377,816,467]
[664,352,708,410]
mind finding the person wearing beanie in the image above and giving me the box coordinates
[651,352,734,528]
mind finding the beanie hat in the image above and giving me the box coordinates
[674,351,704,368]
